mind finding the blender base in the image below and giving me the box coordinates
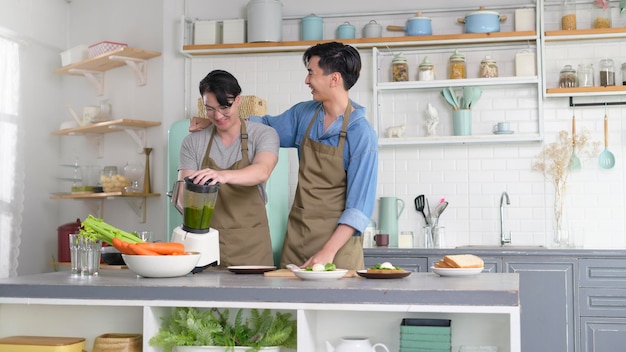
[171,226,220,269]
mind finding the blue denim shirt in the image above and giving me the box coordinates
[250,100,378,235]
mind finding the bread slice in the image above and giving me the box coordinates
[442,254,484,268]
[434,259,452,268]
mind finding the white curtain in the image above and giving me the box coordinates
[0,36,23,278]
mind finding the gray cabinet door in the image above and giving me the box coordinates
[581,317,626,351]
[505,258,576,352]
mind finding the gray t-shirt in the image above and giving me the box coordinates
[178,121,279,202]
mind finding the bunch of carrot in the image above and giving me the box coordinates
[81,214,185,256]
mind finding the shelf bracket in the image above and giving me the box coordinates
[109,55,148,86]
[122,128,147,153]
[569,96,626,107]
[68,68,105,96]
[84,199,104,219]
[124,197,147,223]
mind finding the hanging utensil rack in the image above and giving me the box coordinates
[568,96,626,107]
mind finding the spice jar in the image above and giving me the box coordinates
[561,0,577,30]
[448,49,466,79]
[391,53,409,82]
[599,58,615,86]
[559,65,577,88]
[418,56,435,81]
[479,56,498,78]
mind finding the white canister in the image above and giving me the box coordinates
[515,8,535,31]
[363,20,382,38]
[194,20,220,45]
[515,51,536,77]
[247,0,282,43]
[222,19,246,44]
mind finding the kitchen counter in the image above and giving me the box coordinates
[0,269,521,351]
[365,247,626,257]
[0,269,519,306]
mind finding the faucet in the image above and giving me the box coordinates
[500,192,511,246]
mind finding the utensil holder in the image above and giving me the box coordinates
[452,109,472,136]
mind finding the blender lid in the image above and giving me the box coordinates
[184,176,220,193]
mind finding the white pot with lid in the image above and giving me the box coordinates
[363,20,382,38]
[247,0,283,42]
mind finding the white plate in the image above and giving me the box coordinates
[493,130,515,135]
[292,269,348,280]
[431,267,484,277]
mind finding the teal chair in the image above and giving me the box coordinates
[166,119,289,267]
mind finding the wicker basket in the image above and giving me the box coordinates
[92,333,142,352]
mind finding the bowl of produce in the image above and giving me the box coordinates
[122,252,200,278]
[100,246,125,265]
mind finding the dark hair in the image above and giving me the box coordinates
[303,42,361,90]
[198,69,242,107]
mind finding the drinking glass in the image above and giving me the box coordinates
[79,238,102,276]
[69,233,81,275]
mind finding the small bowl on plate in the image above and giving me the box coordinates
[292,269,348,280]
[122,252,200,278]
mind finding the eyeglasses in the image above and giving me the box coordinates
[204,104,232,117]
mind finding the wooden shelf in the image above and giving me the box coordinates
[546,86,626,97]
[181,31,537,56]
[544,28,626,41]
[52,119,161,135]
[53,47,161,75]
[50,192,160,200]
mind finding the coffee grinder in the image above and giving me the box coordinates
[170,176,220,272]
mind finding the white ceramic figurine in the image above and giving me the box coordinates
[426,103,439,137]
[386,125,406,138]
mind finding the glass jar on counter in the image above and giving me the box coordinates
[599,58,615,86]
[448,49,466,79]
[561,0,577,30]
[479,56,498,78]
[559,65,577,88]
[391,53,409,82]
[417,56,435,81]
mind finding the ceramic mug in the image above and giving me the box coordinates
[374,233,389,247]
[493,121,510,133]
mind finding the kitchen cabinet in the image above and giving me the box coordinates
[578,258,626,351]
[52,47,162,222]
[0,270,521,352]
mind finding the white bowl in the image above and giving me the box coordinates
[122,253,200,278]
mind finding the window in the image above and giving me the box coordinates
[0,35,21,278]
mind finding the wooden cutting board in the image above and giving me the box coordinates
[264,269,358,278]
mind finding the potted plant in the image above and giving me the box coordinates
[149,307,297,352]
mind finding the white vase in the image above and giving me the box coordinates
[174,346,281,352]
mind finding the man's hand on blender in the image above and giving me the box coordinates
[189,168,223,185]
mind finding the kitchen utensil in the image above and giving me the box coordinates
[414,195,428,224]
[363,20,382,38]
[428,201,449,225]
[569,109,582,170]
[326,337,390,352]
[378,197,404,247]
[301,14,323,40]
[599,112,615,169]
[458,7,507,33]
[386,12,432,36]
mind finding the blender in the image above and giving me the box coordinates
[169,176,220,272]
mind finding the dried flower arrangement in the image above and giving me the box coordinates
[532,129,600,246]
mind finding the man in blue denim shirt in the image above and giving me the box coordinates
[250,42,378,270]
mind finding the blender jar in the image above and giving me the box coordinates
[181,177,219,233]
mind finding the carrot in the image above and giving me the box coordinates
[112,237,135,255]
[135,242,185,255]
[128,243,160,255]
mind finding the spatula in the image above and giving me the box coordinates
[569,109,582,171]
[414,195,428,224]
[599,112,615,169]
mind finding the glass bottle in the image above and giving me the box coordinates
[558,65,577,88]
[418,56,435,81]
[561,0,577,30]
[479,56,498,78]
[448,49,466,79]
[391,53,409,82]
[599,59,615,86]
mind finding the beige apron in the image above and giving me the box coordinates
[280,103,364,270]
[201,120,274,267]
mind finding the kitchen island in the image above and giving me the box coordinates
[0,269,520,352]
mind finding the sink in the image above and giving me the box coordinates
[456,245,547,250]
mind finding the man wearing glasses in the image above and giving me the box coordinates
[178,70,279,267]
[251,42,378,270]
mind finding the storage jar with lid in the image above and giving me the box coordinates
[336,22,355,39]
[448,49,466,79]
[592,3,611,29]
[561,0,577,30]
[392,53,409,82]
[418,56,435,81]
[599,58,615,86]
[479,56,498,78]
[577,64,594,87]
[301,14,323,40]
[559,65,577,88]
[621,63,626,85]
